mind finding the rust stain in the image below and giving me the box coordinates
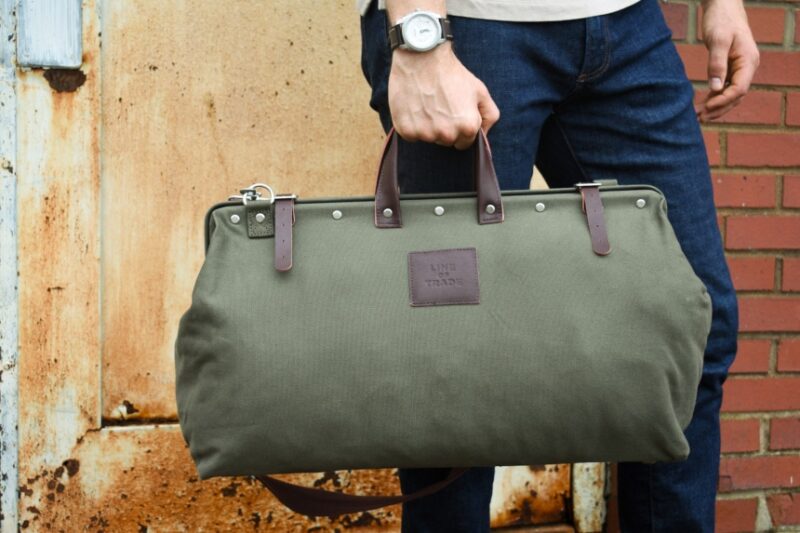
[42,68,87,93]
[491,464,570,528]
[16,427,403,531]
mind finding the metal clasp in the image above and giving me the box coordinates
[228,183,275,205]
[574,182,600,190]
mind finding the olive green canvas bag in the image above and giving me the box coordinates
[174,131,712,517]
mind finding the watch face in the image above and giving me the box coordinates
[402,13,441,52]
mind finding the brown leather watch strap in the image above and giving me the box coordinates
[255,467,468,518]
[578,184,612,256]
[274,197,295,271]
[374,128,503,228]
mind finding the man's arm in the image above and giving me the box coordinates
[385,0,500,149]
[695,0,760,121]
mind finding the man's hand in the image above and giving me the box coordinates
[388,43,499,150]
[695,0,760,122]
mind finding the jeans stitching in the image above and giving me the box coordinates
[578,17,611,82]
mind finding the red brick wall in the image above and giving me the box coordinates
[667,2,800,532]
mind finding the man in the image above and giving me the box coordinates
[357,0,758,531]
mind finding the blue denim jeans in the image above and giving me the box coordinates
[360,0,739,531]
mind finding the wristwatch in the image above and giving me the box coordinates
[387,9,453,52]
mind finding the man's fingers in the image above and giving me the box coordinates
[477,85,501,133]
[453,118,482,150]
[706,34,732,92]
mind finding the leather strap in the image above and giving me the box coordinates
[274,198,294,271]
[374,128,504,228]
[387,17,453,50]
[255,467,468,518]
[579,185,612,256]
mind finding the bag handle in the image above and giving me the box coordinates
[374,128,504,228]
[255,467,469,517]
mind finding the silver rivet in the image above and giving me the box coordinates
[485,204,496,214]
[332,209,343,220]
[383,208,393,218]
[636,198,646,209]
[434,206,445,216]
[230,214,240,224]
[535,202,546,212]
[255,212,266,223]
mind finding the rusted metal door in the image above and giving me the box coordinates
[3,2,606,531]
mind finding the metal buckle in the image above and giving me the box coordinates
[574,182,600,190]
[228,183,275,205]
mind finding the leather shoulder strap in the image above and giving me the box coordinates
[255,467,468,517]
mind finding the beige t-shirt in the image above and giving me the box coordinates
[356,0,641,22]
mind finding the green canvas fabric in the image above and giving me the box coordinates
[175,185,711,479]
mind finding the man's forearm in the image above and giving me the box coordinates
[385,0,446,23]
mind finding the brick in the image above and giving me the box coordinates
[797,11,800,45]
[677,44,708,81]
[662,2,688,40]
[770,417,800,450]
[784,258,800,292]
[712,174,776,208]
[738,297,800,332]
[722,377,800,412]
[698,6,785,44]
[788,94,800,127]
[753,51,800,87]
[785,175,800,208]
[695,90,781,125]
[730,339,771,373]
[718,455,800,491]
[721,418,760,452]
[726,216,800,250]
[768,493,800,527]
[717,498,758,533]
[727,256,775,291]
[778,339,800,372]
[679,47,800,87]
[704,130,721,166]
[727,133,800,167]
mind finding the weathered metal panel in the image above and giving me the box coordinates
[16,425,409,531]
[15,2,101,532]
[491,465,570,527]
[572,463,607,533]
[17,0,82,68]
[99,0,384,422]
[0,1,18,530]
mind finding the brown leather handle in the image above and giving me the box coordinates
[374,129,504,228]
[255,467,469,517]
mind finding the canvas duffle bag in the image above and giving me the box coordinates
[174,130,712,517]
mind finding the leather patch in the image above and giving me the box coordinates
[246,204,274,238]
[408,248,479,307]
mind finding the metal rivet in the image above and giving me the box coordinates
[535,202,546,212]
[434,206,445,216]
[636,198,646,209]
[230,214,241,224]
[383,208,393,218]
[255,212,266,223]
[485,204,496,214]
[332,209,343,220]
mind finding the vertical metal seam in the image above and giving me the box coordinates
[96,0,105,428]
[0,0,19,530]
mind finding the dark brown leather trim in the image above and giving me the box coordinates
[374,132,403,228]
[579,186,612,256]
[274,198,294,271]
[255,468,468,518]
[374,128,504,228]
[475,129,503,225]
